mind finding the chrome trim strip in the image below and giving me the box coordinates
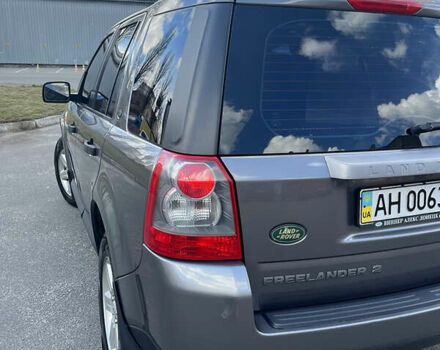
[325,148,440,180]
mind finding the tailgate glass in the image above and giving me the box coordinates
[220,6,440,155]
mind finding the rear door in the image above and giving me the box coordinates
[67,22,139,211]
[220,5,440,310]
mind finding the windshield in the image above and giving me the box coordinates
[219,6,440,155]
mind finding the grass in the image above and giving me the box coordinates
[0,85,66,123]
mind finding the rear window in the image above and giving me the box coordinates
[220,6,440,155]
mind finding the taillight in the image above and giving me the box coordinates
[347,0,422,15]
[144,150,242,261]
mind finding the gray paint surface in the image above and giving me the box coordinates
[0,125,100,349]
[0,0,151,65]
[95,125,161,277]
[222,154,440,310]
[160,3,233,155]
[137,245,440,349]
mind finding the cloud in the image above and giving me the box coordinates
[435,24,440,37]
[377,76,440,121]
[328,11,384,39]
[299,38,335,58]
[382,41,407,59]
[299,38,339,71]
[219,103,253,154]
[263,135,340,154]
[399,23,412,34]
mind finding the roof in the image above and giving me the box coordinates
[115,0,440,29]
[114,0,234,27]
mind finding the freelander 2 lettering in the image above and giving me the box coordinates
[263,265,383,285]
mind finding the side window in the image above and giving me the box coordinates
[95,24,138,115]
[127,8,193,143]
[81,35,112,102]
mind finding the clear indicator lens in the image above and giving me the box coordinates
[162,188,221,227]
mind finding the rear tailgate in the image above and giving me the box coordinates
[220,5,440,310]
[222,152,440,310]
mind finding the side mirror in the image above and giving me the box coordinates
[42,82,71,103]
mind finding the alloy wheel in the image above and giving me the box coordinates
[57,149,72,197]
[101,257,119,350]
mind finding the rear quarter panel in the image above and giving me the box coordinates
[94,126,161,278]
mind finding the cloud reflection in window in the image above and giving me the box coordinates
[263,135,340,154]
[382,40,407,60]
[377,76,440,121]
[299,38,340,72]
[328,11,384,40]
[375,76,440,147]
[219,103,253,154]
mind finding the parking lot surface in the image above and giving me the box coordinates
[0,66,83,87]
[0,125,100,349]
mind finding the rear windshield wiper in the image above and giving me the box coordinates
[372,121,440,151]
[406,122,440,136]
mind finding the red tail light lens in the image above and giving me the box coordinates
[348,0,422,15]
[148,227,242,261]
[144,150,242,261]
[176,163,215,199]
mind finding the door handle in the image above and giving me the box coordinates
[67,123,77,134]
[83,139,98,156]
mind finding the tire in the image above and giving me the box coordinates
[54,137,76,207]
[99,237,120,350]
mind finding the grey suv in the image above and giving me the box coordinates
[44,0,440,348]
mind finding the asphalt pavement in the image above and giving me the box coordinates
[0,66,83,87]
[0,125,100,349]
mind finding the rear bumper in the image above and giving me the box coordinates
[117,246,440,350]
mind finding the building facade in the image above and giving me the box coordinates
[0,0,153,65]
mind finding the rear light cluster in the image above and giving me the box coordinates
[347,0,422,15]
[144,150,242,261]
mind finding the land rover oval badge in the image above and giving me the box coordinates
[269,224,307,245]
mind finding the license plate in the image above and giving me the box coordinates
[359,181,440,227]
